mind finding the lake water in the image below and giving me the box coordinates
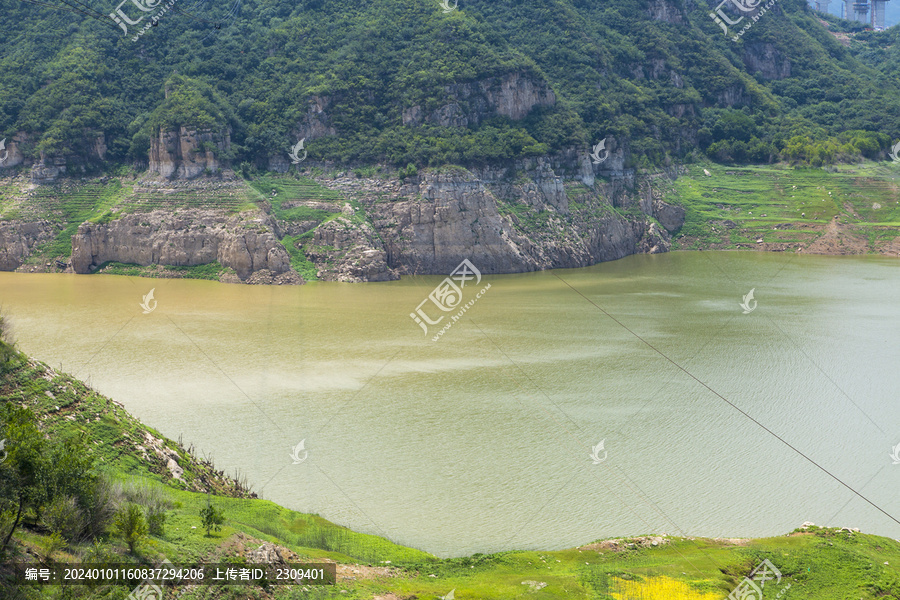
[1,251,898,557]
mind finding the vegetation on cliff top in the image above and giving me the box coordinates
[3,0,900,170]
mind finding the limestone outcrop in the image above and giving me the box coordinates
[0,220,56,270]
[402,71,556,128]
[305,209,399,282]
[743,42,791,80]
[149,127,231,179]
[0,132,29,170]
[70,210,300,283]
[311,164,675,280]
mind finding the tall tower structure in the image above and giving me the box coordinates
[871,0,888,28]
[845,0,869,22]
[814,0,830,11]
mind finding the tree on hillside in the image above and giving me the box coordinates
[0,405,48,556]
[200,497,225,537]
[0,404,99,558]
[113,503,147,554]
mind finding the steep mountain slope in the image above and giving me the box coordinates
[1,0,899,170]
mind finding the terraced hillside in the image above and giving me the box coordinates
[671,164,900,254]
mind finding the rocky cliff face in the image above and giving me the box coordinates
[276,71,554,155]
[1,158,685,283]
[647,0,685,24]
[70,210,300,283]
[0,132,108,182]
[307,162,683,280]
[743,43,791,80]
[0,132,28,170]
[370,171,671,275]
[31,157,67,184]
[306,206,399,282]
[0,220,56,270]
[149,127,231,179]
[402,71,556,128]
[295,95,339,141]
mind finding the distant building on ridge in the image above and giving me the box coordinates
[810,0,889,30]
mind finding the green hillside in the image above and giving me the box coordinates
[2,0,900,170]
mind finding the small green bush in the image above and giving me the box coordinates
[147,511,166,537]
[41,495,85,543]
[200,500,225,537]
[114,503,147,554]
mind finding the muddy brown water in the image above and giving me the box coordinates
[1,250,898,557]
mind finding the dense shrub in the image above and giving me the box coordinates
[113,503,147,554]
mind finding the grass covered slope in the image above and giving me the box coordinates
[668,163,900,252]
[1,333,899,599]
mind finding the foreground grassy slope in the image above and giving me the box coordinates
[1,335,899,599]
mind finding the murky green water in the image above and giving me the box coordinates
[1,251,898,557]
